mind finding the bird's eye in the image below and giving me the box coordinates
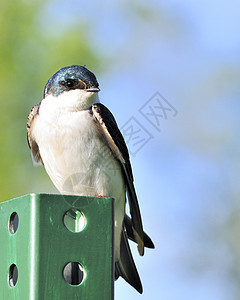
[66,80,74,88]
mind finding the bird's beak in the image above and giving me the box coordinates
[86,87,100,93]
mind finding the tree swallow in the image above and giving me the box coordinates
[27,65,154,293]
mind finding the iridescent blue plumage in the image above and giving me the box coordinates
[44,65,99,98]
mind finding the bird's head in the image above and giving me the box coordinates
[43,65,100,111]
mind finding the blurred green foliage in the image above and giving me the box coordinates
[0,0,101,202]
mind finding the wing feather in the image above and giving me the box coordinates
[27,104,43,165]
[92,103,144,255]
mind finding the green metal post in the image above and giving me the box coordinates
[0,194,114,300]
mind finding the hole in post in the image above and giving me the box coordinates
[9,212,19,234]
[9,264,18,287]
[63,262,85,285]
[63,209,86,233]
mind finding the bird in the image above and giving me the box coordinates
[27,65,154,293]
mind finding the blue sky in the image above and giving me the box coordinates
[38,1,240,299]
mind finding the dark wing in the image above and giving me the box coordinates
[124,215,155,249]
[92,103,145,255]
[27,104,43,164]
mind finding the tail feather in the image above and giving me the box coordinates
[115,227,143,294]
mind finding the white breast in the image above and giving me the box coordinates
[32,99,125,260]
